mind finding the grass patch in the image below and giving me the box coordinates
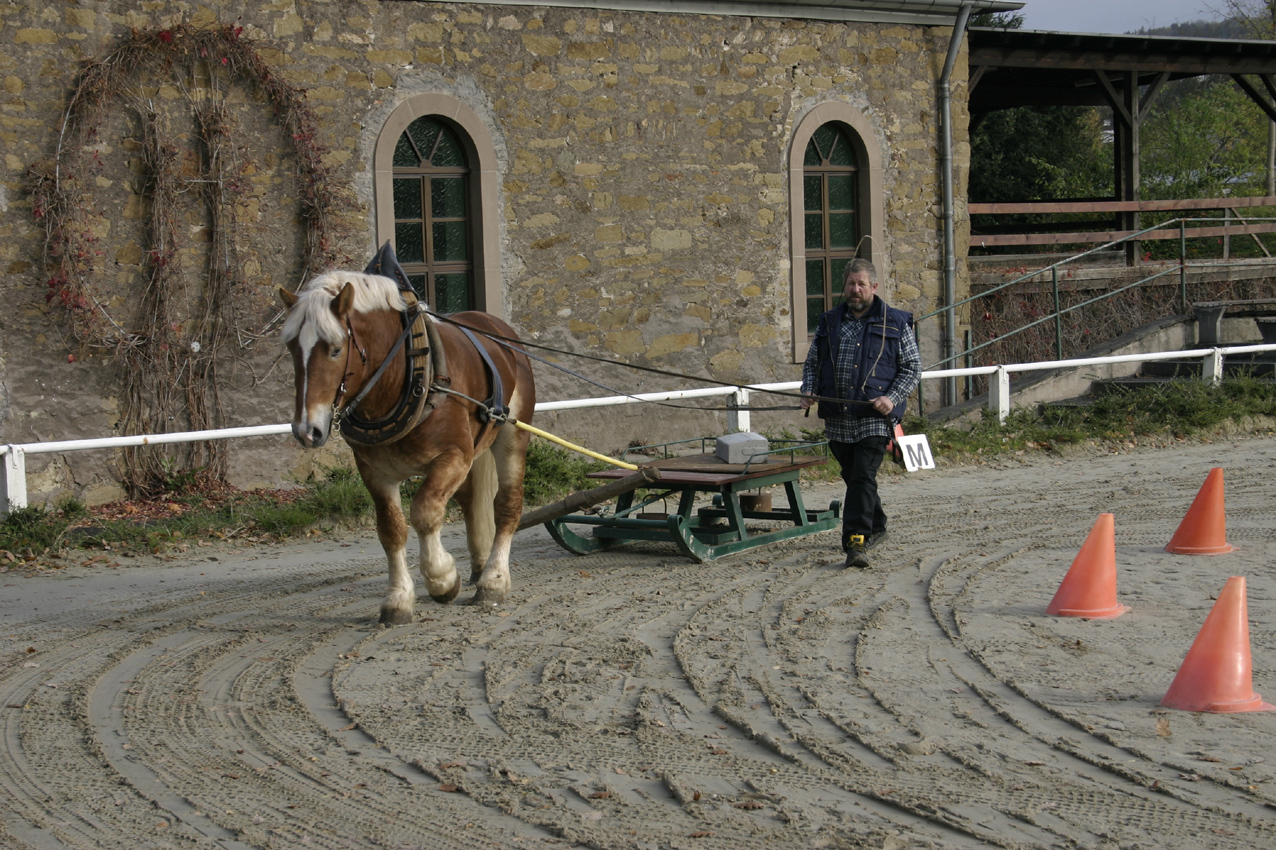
[522,440,609,506]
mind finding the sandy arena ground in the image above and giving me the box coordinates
[2,434,1275,850]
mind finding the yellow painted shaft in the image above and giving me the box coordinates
[510,419,639,471]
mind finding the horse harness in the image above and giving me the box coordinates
[332,243,508,446]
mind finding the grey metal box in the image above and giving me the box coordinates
[715,431,769,464]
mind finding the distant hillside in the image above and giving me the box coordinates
[1133,18,1259,39]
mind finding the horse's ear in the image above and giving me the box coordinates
[332,282,355,319]
[278,287,299,309]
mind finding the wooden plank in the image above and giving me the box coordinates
[968,48,1276,76]
[594,453,826,476]
[1193,298,1276,310]
[971,221,1276,248]
[970,195,1276,215]
[518,467,662,530]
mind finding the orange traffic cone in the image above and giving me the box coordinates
[1046,513,1129,619]
[1161,576,1275,713]
[1166,467,1235,555]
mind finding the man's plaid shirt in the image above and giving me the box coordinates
[800,307,922,443]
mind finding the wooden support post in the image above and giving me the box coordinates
[1203,349,1225,386]
[988,366,1011,424]
[1,447,26,515]
[1124,70,1142,266]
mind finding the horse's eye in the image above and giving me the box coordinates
[330,346,343,357]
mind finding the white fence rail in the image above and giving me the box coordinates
[4,343,1276,513]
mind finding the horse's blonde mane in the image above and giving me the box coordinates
[281,271,412,348]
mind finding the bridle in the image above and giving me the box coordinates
[306,241,499,447]
[330,315,368,427]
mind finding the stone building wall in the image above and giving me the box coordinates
[0,0,969,506]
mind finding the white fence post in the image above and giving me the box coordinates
[1203,349,1225,385]
[728,388,750,433]
[987,366,1011,423]
[2,447,28,514]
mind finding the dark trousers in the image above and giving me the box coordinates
[829,436,888,550]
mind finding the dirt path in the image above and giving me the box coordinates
[2,435,1275,849]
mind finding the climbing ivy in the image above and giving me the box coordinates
[30,24,350,496]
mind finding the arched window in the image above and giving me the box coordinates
[373,94,504,319]
[787,104,884,361]
[392,117,473,313]
[802,123,861,335]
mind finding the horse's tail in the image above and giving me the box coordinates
[467,448,499,545]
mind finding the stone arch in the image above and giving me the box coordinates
[788,102,886,361]
[373,93,504,319]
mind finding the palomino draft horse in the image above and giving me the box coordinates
[279,245,535,622]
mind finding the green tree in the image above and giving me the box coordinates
[970,106,1111,203]
[970,11,1024,28]
[1218,0,1276,38]
[1140,76,1268,200]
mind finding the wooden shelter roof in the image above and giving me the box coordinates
[969,27,1276,115]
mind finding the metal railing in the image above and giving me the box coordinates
[920,216,1276,374]
[6,344,1276,513]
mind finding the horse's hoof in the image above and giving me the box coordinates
[471,585,507,608]
[379,608,414,625]
[429,574,461,604]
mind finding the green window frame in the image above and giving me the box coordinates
[391,116,474,313]
[802,123,861,335]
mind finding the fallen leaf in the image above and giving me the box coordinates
[439,783,459,792]
[1155,718,1171,737]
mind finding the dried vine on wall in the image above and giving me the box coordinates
[30,25,348,497]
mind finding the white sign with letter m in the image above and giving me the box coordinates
[897,434,935,472]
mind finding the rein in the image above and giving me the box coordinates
[422,309,877,414]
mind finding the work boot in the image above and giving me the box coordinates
[844,534,869,568]
[866,529,889,549]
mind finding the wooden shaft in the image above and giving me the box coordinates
[518,467,662,530]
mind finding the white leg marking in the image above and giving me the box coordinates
[383,544,415,618]
[419,527,458,598]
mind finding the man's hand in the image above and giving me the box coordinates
[871,396,895,416]
[800,393,815,411]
